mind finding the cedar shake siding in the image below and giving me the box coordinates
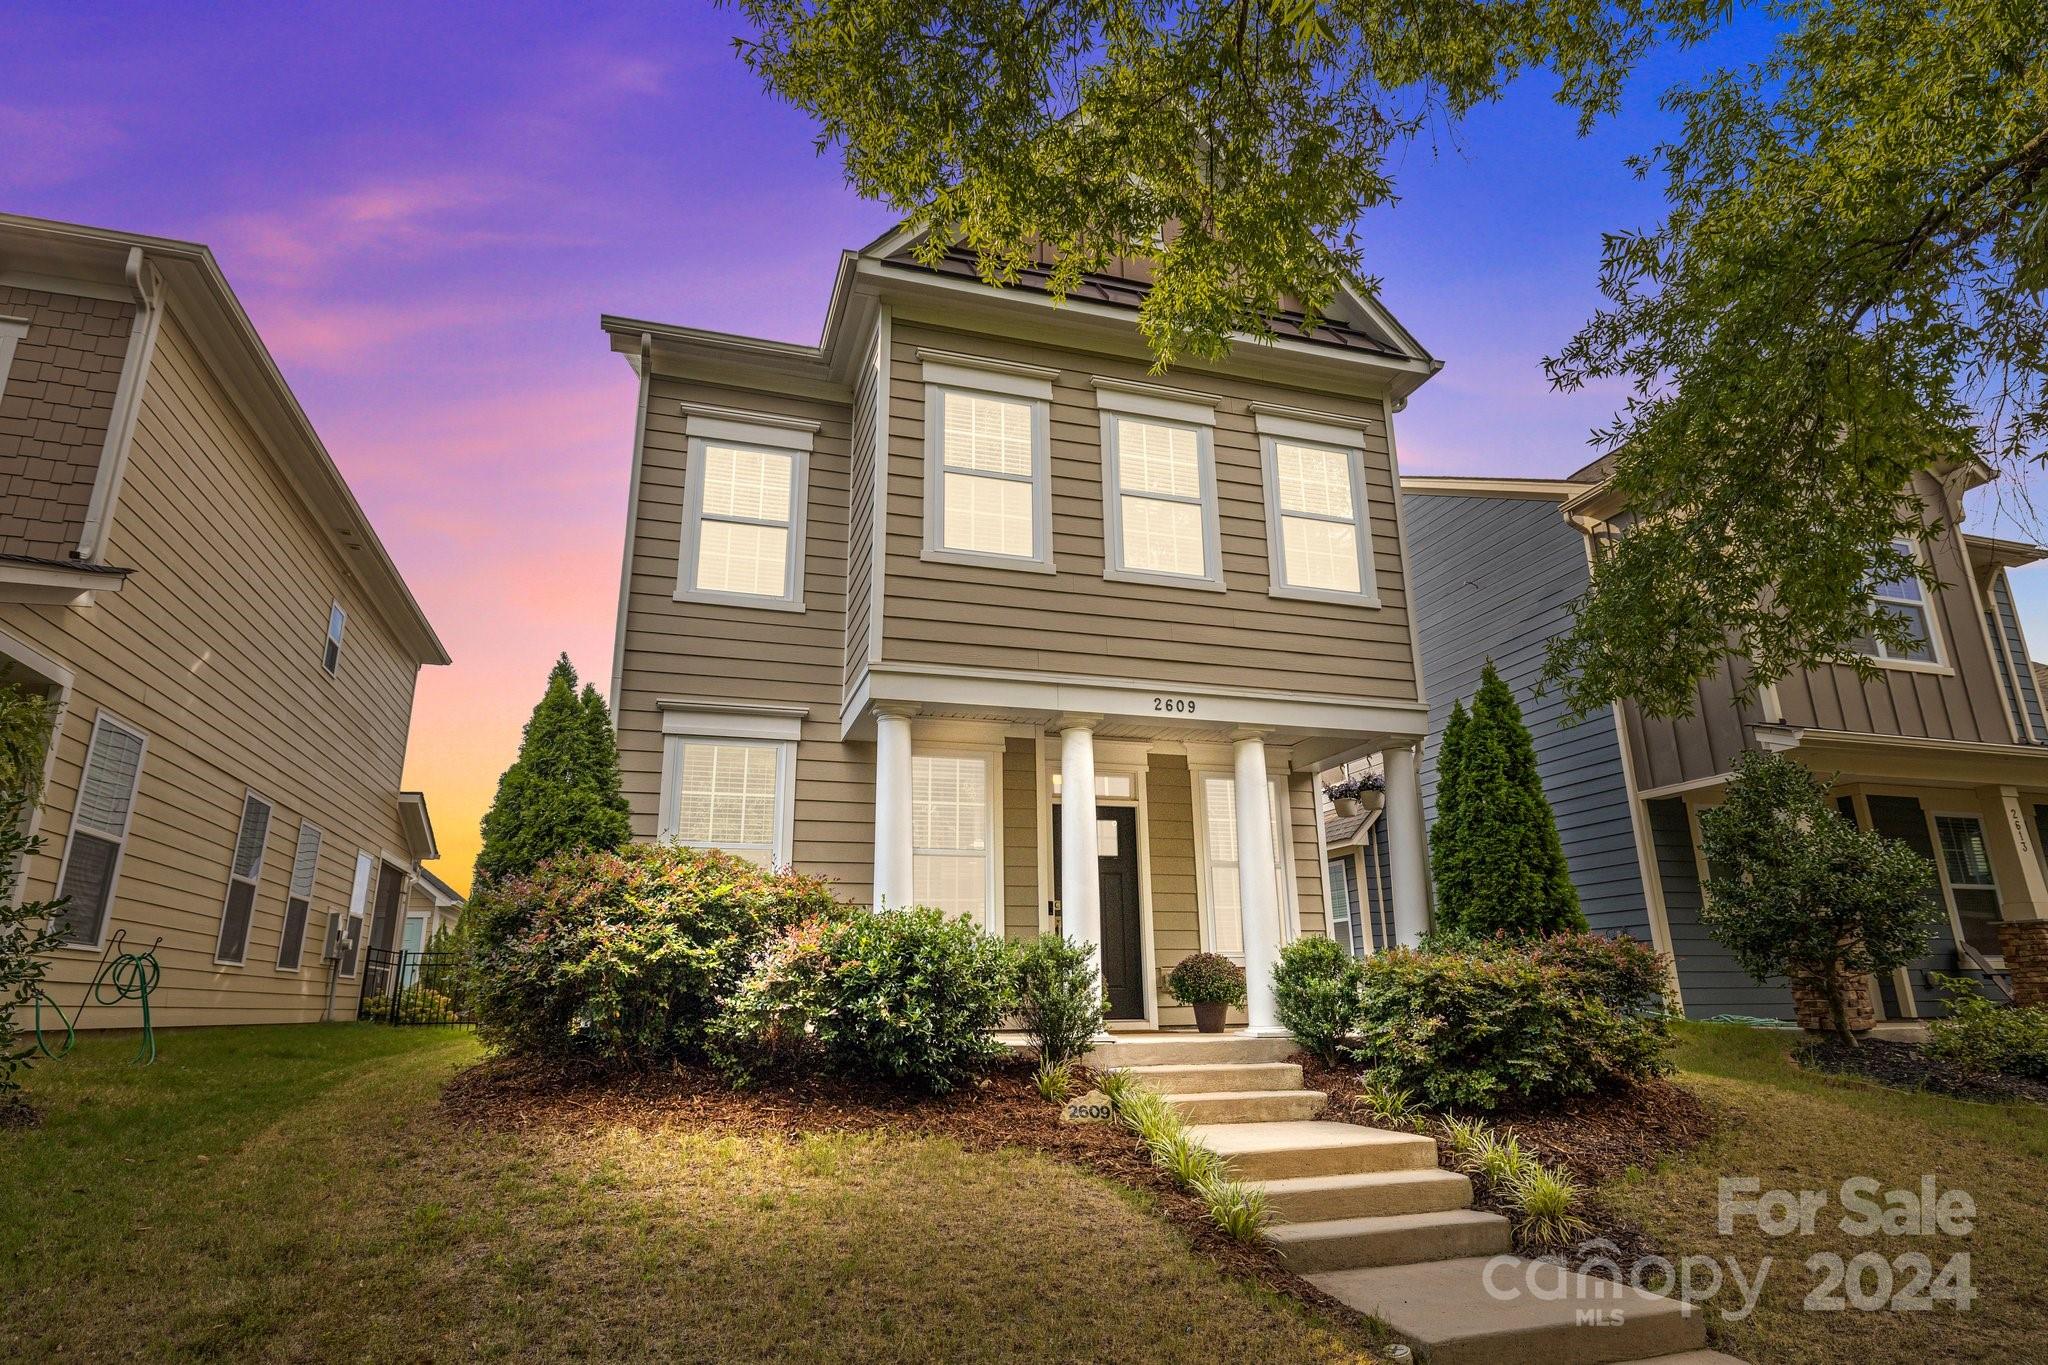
[1403,486,1650,940]
[0,285,133,560]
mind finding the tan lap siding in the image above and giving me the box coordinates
[1288,769,1327,936]
[1002,736,1038,939]
[881,321,1417,702]
[613,373,874,900]
[1147,755,1201,1027]
[9,312,421,1027]
[845,336,877,691]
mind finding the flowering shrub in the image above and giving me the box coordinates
[710,906,1015,1093]
[468,844,842,1067]
[1354,934,1673,1111]
[1166,951,1246,1007]
[1325,773,1384,800]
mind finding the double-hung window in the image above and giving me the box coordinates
[1096,382,1223,590]
[1195,772,1295,959]
[911,751,999,928]
[1934,814,2003,956]
[921,354,1054,571]
[658,705,799,866]
[1856,539,1940,665]
[275,822,322,972]
[323,602,346,675]
[50,712,147,948]
[676,408,814,611]
[1256,409,1377,604]
[214,791,274,965]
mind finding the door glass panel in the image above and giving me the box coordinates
[1097,818,1119,858]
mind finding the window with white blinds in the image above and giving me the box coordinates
[275,822,322,972]
[214,792,273,965]
[678,423,811,610]
[1197,774,1291,958]
[1263,436,1374,602]
[664,738,791,866]
[925,382,1050,569]
[1104,414,1220,588]
[1856,539,1940,664]
[911,753,996,924]
[50,713,147,947]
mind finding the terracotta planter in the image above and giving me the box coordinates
[1193,1001,1229,1033]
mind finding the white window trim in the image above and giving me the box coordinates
[339,849,375,979]
[1930,808,2003,963]
[50,710,147,953]
[1189,768,1301,961]
[275,820,322,975]
[0,316,28,407]
[322,601,346,676]
[1861,537,1950,673]
[657,705,800,866]
[214,788,275,967]
[921,356,1056,574]
[1097,390,1224,593]
[674,411,813,613]
[1,626,73,900]
[910,741,1005,935]
[1256,409,1379,607]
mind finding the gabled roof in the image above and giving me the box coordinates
[414,865,464,908]
[0,213,449,667]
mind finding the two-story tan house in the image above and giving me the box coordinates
[1402,460,2048,1019]
[605,231,1441,1030]
[1,213,450,1028]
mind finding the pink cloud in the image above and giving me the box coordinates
[0,104,124,188]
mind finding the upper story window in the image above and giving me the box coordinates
[1255,408,1378,605]
[0,316,27,404]
[1857,539,1940,665]
[1096,382,1223,591]
[676,407,816,613]
[920,353,1055,573]
[323,602,346,675]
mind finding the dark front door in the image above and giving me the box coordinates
[1053,804,1145,1020]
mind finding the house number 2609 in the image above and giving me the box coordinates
[1153,697,1197,714]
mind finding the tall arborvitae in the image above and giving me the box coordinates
[1429,662,1585,938]
[474,655,632,891]
[1427,699,1473,924]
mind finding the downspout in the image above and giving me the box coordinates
[74,248,166,563]
[607,332,654,720]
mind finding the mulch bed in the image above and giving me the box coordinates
[0,1097,40,1131]
[441,1054,1389,1342]
[1796,1036,2048,1106]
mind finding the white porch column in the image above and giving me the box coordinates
[1384,742,1431,947]
[1233,732,1285,1035]
[1058,722,1101,956]
[872,708,915,909]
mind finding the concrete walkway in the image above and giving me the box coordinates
[1091,1033,1741,1365]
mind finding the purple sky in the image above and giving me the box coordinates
[6,3,2041,888]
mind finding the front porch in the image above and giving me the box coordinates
[859,696,1431,1032]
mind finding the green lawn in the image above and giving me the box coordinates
[1597,1022,2048,1364]
[1,1024,1368,1363]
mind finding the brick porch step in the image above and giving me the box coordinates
[1122,1061,1304,1095]
[1186,1120,1439,1180]
[1161,1088,1326,1124]
[1308,1256,1706,1365]
[1252,1167,1473,1221]
[1266,1209,1513,1271]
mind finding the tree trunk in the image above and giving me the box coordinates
[1825,970,1856,1047]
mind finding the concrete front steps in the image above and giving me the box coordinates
[1086,1033,1724,1364]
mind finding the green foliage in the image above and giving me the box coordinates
[1154,1127,1226,1189]
[361,987,459,1026]
[711,906,1016,1094]
[1924,975,2048,1082]
[1034,1056,1076,1103]
[1012,933,1104,1065]
[1441,1114,1492,1166]
[1165,951,1245,1007]
[1354,936,1673,1111]
[1698,751,1941,1043]
[0,684,62,1112]
[1355,1079,1423,1132]
[1510,1165,1592,1249]
[1466,1128,1537,1190]
[468,843,841,1067]
[1272,936,1364,1065]
[1544,0,2048,718]
[1098,1065,1265,1240]
[474,655,632,889]
[1199,1177,1273,1245]
[726,1,1696,368]
[1429,663,1584,938]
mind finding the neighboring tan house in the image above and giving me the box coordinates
[0,213,450,1028]
[605,231,1442,1030]
[1402,461,2048,1019]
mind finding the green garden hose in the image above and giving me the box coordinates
[34,928,162,1065]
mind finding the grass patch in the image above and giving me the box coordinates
[2,1024,1371,1362]
[1597,1021,2047,1362]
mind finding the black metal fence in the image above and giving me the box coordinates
[358,947,472,1025]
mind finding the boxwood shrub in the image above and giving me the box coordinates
[1354,933,1672,1111]
[469,843,841,1068]
[1273,936,1364,1065]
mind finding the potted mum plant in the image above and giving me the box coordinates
[1167,952,1247,1032]
[1325,773,1384,818]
